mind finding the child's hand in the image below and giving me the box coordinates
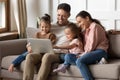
[76,52,86,58]
[53,45,59,49]
[27,46,32,53]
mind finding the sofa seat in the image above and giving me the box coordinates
[1,55,120,80]
[1,29,120,80]
[54,61,120,80]
[1,55,40,73]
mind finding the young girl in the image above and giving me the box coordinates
[53,22,84,73]
[8,14,56,72]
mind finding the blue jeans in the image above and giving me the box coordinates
[64,53,76,66]
[60,53,66,62]
[12,51,28,67]
[64,49,108,80]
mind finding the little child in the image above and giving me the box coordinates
[8,14,56,72]
[53,23,84,73]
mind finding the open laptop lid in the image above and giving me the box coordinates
[27,38,54,54]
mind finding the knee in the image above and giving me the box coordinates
[25,54,34,62]
[64,54,72,61]
[42,54,54,63]
[76,58,85,67]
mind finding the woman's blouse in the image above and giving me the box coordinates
[84,22,109,53]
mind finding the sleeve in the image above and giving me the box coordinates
[86,25,100,52]
[49,33,57,45]
[71,39,83,50]
[70,39,79,45]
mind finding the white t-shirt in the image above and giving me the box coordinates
[51,23,69,53]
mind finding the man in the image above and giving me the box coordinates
[23,3,71,80]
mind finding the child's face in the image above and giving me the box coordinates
[64,28,75,41]
[39,21,51,33]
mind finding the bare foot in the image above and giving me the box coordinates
[8,64,14,72]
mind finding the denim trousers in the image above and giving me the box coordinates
[12,51,28,67]
[63,49,108,80]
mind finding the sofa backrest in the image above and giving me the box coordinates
[108,33,120,58]
[0,39,27,58]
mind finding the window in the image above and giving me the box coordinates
[0,0,10,33]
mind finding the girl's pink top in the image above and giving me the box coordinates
[69,39,83,54]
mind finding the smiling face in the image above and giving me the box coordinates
[76,16,89,29]
[64,28,75,41]
[39,21,51,34]
[57,9,70,26]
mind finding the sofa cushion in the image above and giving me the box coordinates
[108,34,120,58]
[1,56,120,80]
[1,55,39,73]
[0,39,27,58]
[50,76,113,80]
[1,55,23,71]
[54,62,120,79]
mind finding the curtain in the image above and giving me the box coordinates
[11,0,27,38]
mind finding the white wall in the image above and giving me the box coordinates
[10,0,120,30]
[52,0,120,30]
[26,0,50,28]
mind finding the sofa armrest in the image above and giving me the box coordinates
[107,30,120,58]
[0,39,27,60]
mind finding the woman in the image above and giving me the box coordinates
[66,10,109,80]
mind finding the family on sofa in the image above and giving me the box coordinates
[5,3,110,80]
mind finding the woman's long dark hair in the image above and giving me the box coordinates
[76,10,105,30]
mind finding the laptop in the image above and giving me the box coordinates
[27,38,54,54]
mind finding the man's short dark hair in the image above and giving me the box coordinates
[57,3,71,13]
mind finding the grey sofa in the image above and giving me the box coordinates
[0,31,120,80]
